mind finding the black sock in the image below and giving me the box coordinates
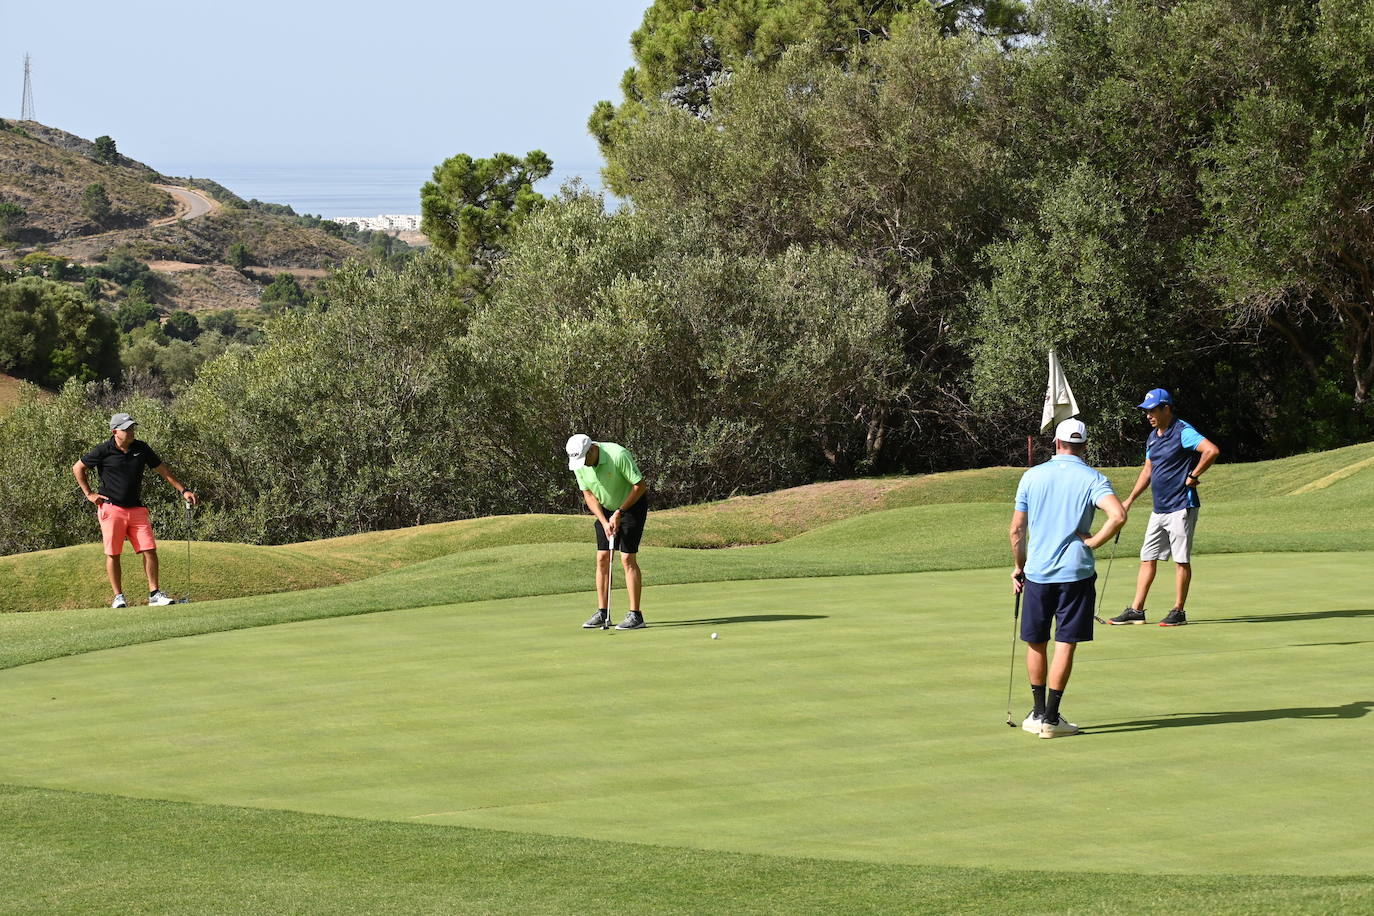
[599,608,608,614]
[1031,684,1046,718]
[1046,688,1065,723]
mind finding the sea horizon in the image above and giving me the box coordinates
[156,161,606,220]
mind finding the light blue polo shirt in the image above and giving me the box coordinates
[1014,455,1116,584]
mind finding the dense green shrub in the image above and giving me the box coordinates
[0,277,121,387]
[165,311,201,341]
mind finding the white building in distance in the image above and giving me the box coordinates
[331,214,422,232]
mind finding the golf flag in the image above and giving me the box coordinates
[1040,349,1080,432]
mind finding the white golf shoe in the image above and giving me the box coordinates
[111,593,127,609]
[148,589,175,607]
[1039,714,1081,739]
[1021,711,1044,734]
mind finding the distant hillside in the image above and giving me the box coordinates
[0,120,174,241]
[0,121,401,312]
[50,207,361,270]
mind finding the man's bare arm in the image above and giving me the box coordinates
[72,460,105,505]
[155,465,199,505]
[1084,495,1127,550]
[1122,458,1152,512]
[1188,438,1221,485]
[1009,510,1028,593]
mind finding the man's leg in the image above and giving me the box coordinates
[595,550,611,608]
[140,549,160,592]
[1024,640,1049,723]
[621,552,642,612]
[1025,641,1048,684]
[1175,562,1191,610]
[1131,560,1157,610]
[1048,640,1077,690]
[1042,641,1079,734]
[106,554,123,597]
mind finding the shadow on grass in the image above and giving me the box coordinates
[1090,700,1374,733]
[650,614,828,628]
[1197,608,1374,624]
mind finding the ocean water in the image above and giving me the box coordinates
[157,163,603,219]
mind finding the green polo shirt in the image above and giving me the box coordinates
[573,442,644,510]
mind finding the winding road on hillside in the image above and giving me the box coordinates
[152,184,218,223]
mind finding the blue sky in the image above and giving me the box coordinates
[0,0,648,177]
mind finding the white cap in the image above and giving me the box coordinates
[1054,418,1088,444]
[565,434,593,469]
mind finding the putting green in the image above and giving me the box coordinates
[1,552,1369,878]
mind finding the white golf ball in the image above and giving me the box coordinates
[711,632,718,639]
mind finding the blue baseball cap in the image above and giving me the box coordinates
[1137,388,1172,409]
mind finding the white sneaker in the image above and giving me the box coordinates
[111,593,127,609]
[1040,715,1081,739]
[1021,711,1044,734]
[148,590,175,607]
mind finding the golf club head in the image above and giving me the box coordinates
[1005,716,1016,728]
[177,597,190,604]
[1094,614,1107,624]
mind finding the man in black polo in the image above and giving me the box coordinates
[73,412,198,608]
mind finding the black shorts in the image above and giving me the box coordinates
[594,494,648,553]
[1021,575,1096,644]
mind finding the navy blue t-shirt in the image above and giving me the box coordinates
[1146,420,1205,513]
[80,438,163,508]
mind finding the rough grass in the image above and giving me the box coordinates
[4,784,1370,915]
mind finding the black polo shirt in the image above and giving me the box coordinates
[80,438,163,508]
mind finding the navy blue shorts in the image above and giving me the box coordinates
[1021,575,1096,644]
[594,494,648,553]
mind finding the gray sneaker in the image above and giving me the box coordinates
[111,593,127,609]
[1109,607,1146,625]
[582,610,608,629]
[148,589,175,607]
[615,611,646,630]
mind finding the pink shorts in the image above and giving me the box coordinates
[98,503,157,556]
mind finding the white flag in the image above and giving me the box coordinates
[1040,349,1080,432]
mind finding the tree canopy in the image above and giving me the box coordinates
[5,0,1374,554]
[419,151,552,295]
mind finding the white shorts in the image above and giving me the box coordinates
[1140,508,1198,563]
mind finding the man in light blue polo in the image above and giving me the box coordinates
[1111,388,1221,627]
[1010,419,1126,738]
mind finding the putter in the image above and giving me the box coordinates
[1005,574,1024,727]
[177,500,194,604]
[603,529,615,630]
[1093,530,1122,624]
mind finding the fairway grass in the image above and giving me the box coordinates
[2,444,1372,913]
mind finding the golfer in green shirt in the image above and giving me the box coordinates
[566,434,650,630]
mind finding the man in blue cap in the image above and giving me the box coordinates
[1110,389,1221,627]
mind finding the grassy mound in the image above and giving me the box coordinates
[6,441,1372,620]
